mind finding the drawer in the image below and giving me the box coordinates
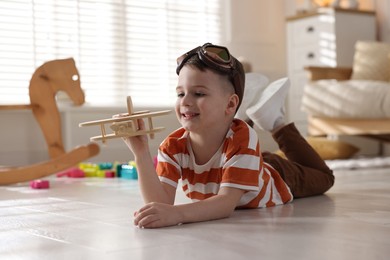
[290,15,333,46]
[292,17,320,45]
[292,44,322,71]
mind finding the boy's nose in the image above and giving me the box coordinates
[181,94,192,106]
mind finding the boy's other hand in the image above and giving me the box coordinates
[134,202,183,228]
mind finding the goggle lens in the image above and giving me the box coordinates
[203,46,231,63]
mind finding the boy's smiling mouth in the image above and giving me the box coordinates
[182,112,199,119]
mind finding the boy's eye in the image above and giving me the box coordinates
[176,91,206,98]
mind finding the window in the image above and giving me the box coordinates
[0,0,226,107]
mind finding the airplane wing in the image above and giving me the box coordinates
[79,110,171,127]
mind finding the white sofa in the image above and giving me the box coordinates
[301,41,390,147]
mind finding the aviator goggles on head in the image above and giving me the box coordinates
[176,43,235,76]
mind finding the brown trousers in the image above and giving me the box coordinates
[262,123,334,198]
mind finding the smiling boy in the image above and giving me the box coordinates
[123,43,334,228]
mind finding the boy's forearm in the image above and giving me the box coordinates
[176,188,244,224]
[133,188,245,228]
[135,153,174,204]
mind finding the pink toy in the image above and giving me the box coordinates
[105,171,115,178]
[68,168,85,178]
[30,180,50,189]
[56,167,85,178]
[56,170,69,178]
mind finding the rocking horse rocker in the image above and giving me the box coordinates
[0,58,99,185]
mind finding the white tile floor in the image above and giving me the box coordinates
[1,167,389,260]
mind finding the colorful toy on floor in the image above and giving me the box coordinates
[80,163,99,177]
[119,162,138,180]
[57,167,85,178]
[30,180,50,189]
[56,160,139,180]
[79,96,171,143]
[104,171,116,178]
[99,162,113,170]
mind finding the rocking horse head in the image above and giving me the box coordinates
[28,58,85,159]
[30,58,85,106]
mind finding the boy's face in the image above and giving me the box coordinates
[175,65,238,134]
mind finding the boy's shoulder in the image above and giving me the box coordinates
[230,119,256,137]
[160,127,188,150]
[228,119,259,150]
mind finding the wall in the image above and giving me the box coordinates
[224,0,288,80]
[374,0,390,42]
[222,0,288,152]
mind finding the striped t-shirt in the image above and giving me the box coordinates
[156,119,293,208]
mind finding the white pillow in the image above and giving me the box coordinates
[351,41,390,82]
[301,79,390,118]
[235,72,269,121]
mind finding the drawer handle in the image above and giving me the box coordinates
[307,52,315,59]
[306,26,315,33]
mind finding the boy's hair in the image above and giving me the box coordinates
[176,45,245,112]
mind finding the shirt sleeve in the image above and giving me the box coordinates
[220,122,261,192]
[156,140,182,189]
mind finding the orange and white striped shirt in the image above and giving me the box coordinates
[156,119,293,208]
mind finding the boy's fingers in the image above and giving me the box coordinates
[137,119,146,130]
[137,202,154,213]
[133,203,160,226]
[135,206,154,220]
[137,214,160,228]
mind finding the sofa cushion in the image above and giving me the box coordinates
[351,41,390,82]
[301,79,390,118]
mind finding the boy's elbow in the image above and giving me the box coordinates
[212,206,236,222]
[217,190,244,217]
[218,200,239,219]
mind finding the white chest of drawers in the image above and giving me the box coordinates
[286,8,376,134]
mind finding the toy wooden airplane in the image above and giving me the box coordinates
[79,96,171,143]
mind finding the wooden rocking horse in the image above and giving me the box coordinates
[0,58,99,185]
